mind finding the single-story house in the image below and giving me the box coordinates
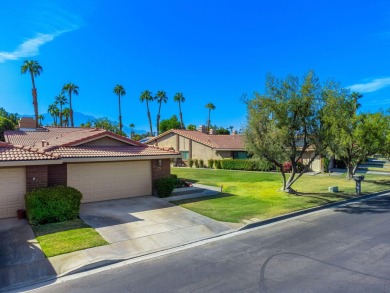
[146,127,247,163]
[0,118,179,219]
[146,126,323,172]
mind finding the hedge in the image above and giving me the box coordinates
[219,159,274,171]
[25,186,82,225]
[156,175,177,197]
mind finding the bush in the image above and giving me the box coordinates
[189,159,194,168]
[199,159,204,168]
[208,159,214,169]
[214,160,222,169]
[194,159,199,168]
[0,117,14,141]
[25,186,82,225]
[323,157,330,172]
[283,162,292,173]
[156,175,177,198]
[218,159,275,171]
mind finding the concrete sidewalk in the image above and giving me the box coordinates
[0,195,233,292]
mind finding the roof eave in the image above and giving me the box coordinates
[61,154,181,163]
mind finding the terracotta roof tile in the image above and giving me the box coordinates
[0,146,57,161]
[53,146,179,158]
[147,129,245,150]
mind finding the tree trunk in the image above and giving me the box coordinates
[146,101,153,135]
[157,102,162,135]
[69,93,74,128]
[118,94,122,133]
[30,72,39,128]
[59,106,63,127]
[207,109,211,131]
[179,101,184,129]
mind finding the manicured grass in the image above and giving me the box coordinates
[172,168,390,223]
[32,219,108,257]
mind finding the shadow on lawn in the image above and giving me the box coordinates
[364,179,390,186]
[170,193,235,205]
[296,191,353,205]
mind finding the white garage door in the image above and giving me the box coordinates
[0,167,26,219]
[67,161,152,203]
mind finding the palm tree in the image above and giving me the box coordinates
[62,83,79,127]
[21,60,43,128]
[351,92,363,114]
[155,91,168,135]
[129,123,135,139]
[54,93,67,127]
[173,92,185,129]
[48,103,60,126]
[113,85,126,133]
[205,103,216,131]
[38,114,45,126]
[140,90,154,135]
[229,125,234,134]
[62,108,70,127]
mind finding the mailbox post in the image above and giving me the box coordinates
[352,175,365,195]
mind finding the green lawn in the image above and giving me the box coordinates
[32,219,108,257]
[171,168,390,223]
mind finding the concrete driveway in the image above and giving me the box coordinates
[80,196,232,245]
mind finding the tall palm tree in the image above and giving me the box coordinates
[62,108,70,127]
[173,92,185,129]
[113,84,126,133]
[62,83,79,127]
[155,91,168,135]
[48,103,60,126]
[205,103,216,131]
[129,123,135,139]
[54,93,67,127]
[21,60,43,128]
[140,90,154,135]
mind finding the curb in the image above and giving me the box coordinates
[240,189,390,231]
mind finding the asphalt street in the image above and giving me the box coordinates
[30,194,390,293]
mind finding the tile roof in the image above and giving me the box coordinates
[2,127,179,162]
[52,146,179,158]
[147,129,245,150]
[0,144,58,161]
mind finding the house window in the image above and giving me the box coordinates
[180,151,189,160]
[232,151,248,159]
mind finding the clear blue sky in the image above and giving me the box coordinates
[1,0,390,132]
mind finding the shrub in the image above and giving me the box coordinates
[199,159,204,168]
[0,117,14,141]
[25,186,82,225]
[208,159,214,169]
[323,157,330,172]
[189,159,194,168]
[194,159,199,168]
[296,161,306,173]
[214,160,222,169]
[155,175,177,198]
[217,159,275,171]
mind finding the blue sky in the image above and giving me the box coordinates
[1,0,390,133]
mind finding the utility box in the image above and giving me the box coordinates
[328,186,338,192]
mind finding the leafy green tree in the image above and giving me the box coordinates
[187,124,197,130]
[38,114,45,126]
[93,117,126,136]
[173,92,185,129]
[323,87,388,178]
[244,71,328,193]
[159,115,181,133]
[113,84,126,133]
[140,90,154,135]
[21,60,42,128]
[80,120,93,128]
[0,108,19,125]
[155,90,168,135]
[62,83,79,127]
[48,103,59,126]
[62,108,70,127]
[0,117,14,141]
[54,93,67,127]
[205,103,216,131]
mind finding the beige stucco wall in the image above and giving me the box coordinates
[151,133,177,149]
[302,152,323,172]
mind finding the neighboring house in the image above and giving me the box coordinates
[146,126,323,172]
[146,127,248,163]
[0,118,179,219]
